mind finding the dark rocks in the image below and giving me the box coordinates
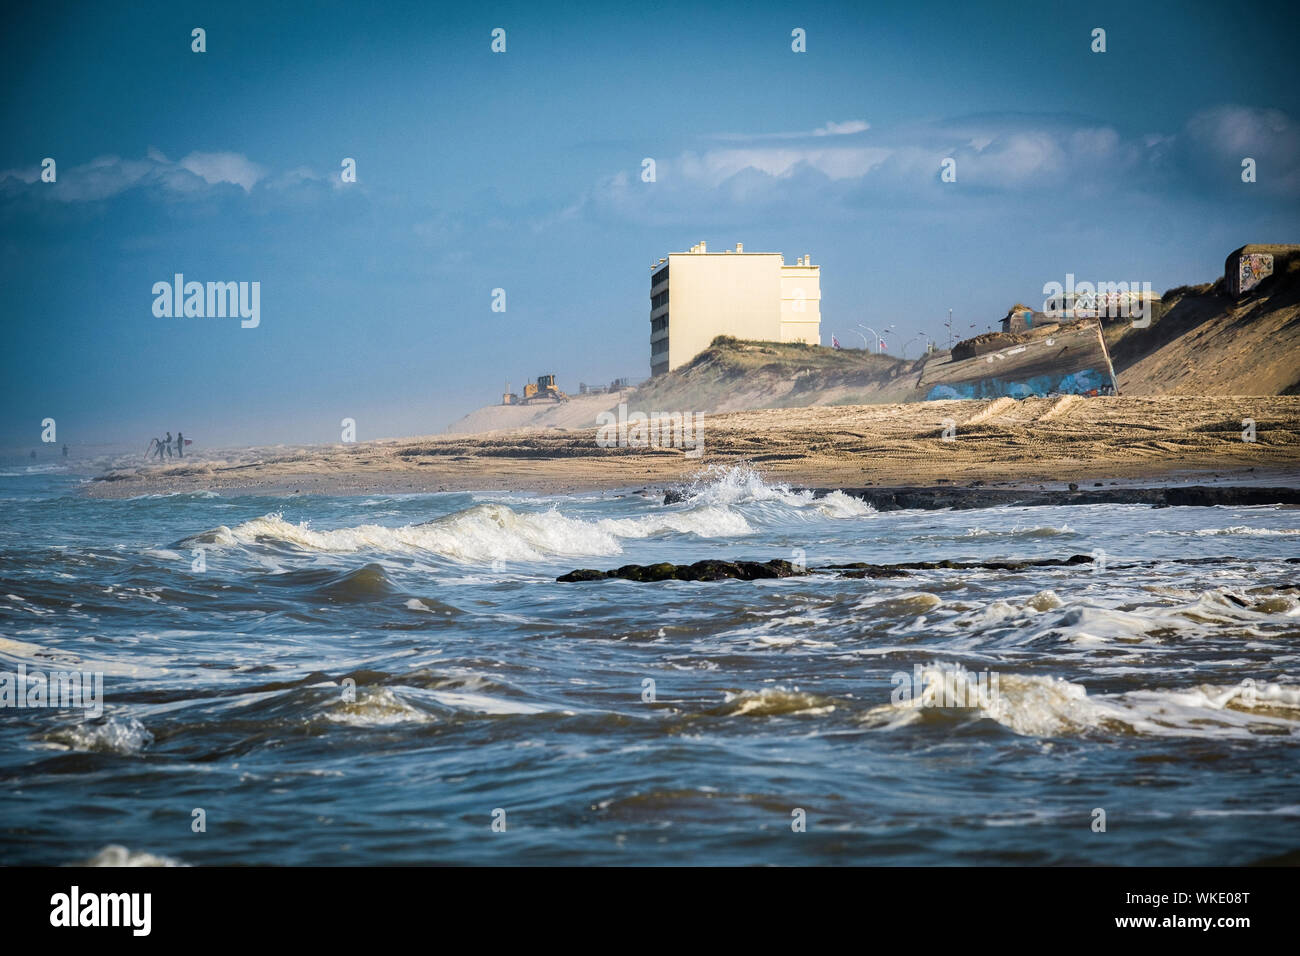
[836,566,912,579]
[810,485,1300,511]
[558,554,1095,583]
[660,483,1298,510]
[558,559,807,583]
[819,554,1093,578]
[555,568,610,582]
[556,552,1285,583]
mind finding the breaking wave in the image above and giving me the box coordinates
[674,464,875,517]
[863,662,1300,739]
[173,468,881,563]
[325,687,435,727]
[43,716,154,755]
[916,585,1299,651]
[179,502,751,563]
[716,687,837,717]
[920,523,1077,540]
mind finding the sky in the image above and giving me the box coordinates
[2,0,1298,450]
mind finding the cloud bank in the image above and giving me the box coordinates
[586,106,1299,226]
[0,149,330,203]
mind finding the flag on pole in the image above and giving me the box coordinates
[879,340,887,352]
[831,336,841,349]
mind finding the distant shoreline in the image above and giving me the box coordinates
[80,395,1300,500]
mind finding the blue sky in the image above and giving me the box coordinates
[2,0,1297,448]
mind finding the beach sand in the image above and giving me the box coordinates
[85,395,1300,498]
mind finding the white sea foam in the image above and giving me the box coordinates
[0,464,70,476]
[126,489,221,500]
[676,464,875,517]
[214,502,751,562]
[43,716,154,754]
[425,689,553,714]
[180,466,880,562]
[814,489,877,517]
[919,585,1298,652]
[863,662,1300,739]
[325,687,433,726]
[81,845,186,867]
[722,687,837,716]
[1153,526,1300,537]
[680,464,810,507]
[593,506,753,540]
[956,524,1075,538]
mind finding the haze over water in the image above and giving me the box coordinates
[2,465,1298,865]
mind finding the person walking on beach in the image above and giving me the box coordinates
[176,431,184,458]
[163,432,173,459]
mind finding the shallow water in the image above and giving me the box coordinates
[1,464,1298,865]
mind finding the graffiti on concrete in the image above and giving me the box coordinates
[1237,253,1273,295]
[919,320,1119,401]
[926,367,1112,401]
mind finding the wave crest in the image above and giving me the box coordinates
[43,716,153,754]
[864,662,1300,739]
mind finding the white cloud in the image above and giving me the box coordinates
[713,119,871,141]
[678,146,891,185]
[178,152,265,192]
[0,166,40,185]
[813,120,870,136]
[1181,105,1300,194]
[581,106,1300,226]
[0,150,316,202]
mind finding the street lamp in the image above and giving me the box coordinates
[857,323,895,354]
[848,329,870,350]
[910,332,939,355]
[900,335,925,359]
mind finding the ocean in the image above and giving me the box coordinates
[1,464,1298,865]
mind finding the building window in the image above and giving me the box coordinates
[651,315,668,333]
[651,338,669,356]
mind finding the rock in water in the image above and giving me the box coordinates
[558,559,806,583]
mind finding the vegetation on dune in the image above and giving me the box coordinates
[630,337,918,415]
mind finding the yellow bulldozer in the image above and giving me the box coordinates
[519,374,569,405]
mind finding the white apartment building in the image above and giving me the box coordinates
[649,241,821,376]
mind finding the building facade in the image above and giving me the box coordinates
[649,241,821,376]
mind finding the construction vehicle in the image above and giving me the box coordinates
[519,374,569,405]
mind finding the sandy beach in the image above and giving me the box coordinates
[86,395,1300,497]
